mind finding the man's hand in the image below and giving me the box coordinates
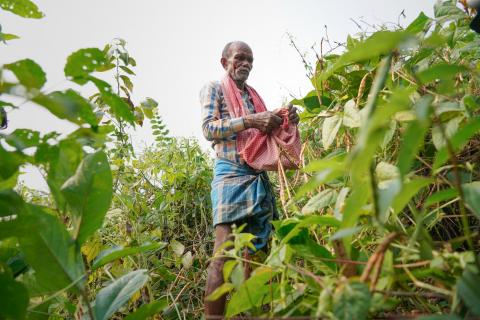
[286,104,300,125]
[244,111,283,133]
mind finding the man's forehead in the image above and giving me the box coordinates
[230,42,252,54]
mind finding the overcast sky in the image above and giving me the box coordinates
[1,0,434,189]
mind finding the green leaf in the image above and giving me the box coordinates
[119,66,135,75]
[0,144,24,181]
[64,48,108,84]
[333,281,371,320]
[424,188,458,208]
[316,31,410,82]
[140,97,158,119]
[302,189,338,214]
[397,95,432,177]
[61,151,113,245]
[93,269,149,320]
[19,205,85,293]
[0,274,29,320]
[92,242,166,270]
[4,59,46,89]
[1,33,19,41]
[405,12,431,34]
[101,92,135,124]
[434,0,465,19]
[462,182,480,218]
[226,267,278,317]
[4,129,40,150]
[46,139,83,210]
[322,115,342,149]
[433,117,480,170]
[281,215,340,244]
[205,283,235,302]
[392,178,432,215]
[0,0,44,18]
[457,267,480,315]
[32,89,99,126]
[120,75,133,92]
[416,63,467,84]
[124,298,169,320]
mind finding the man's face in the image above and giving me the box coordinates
[221,43,254,84]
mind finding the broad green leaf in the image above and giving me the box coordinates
[434,0,465,20]
[93,269,149,320]
[392,178,432,215]
[342,56,393,244]
[334,281,371,320]
[322,115,342,149]
[0,274,29,320]
[64,48,108,84]
[417,63,467,84]
[18,205,85,293]
[226,267,279,317]
[4,129,40,150]
[0,144,24,181]
[33,90,99,126]
[433,117,480,169]
[101,92,135,124]
[124,298,169,320]
[424,188,458,207]
[0,0,44,18]
[457,267,480,315]
[281,215,340,244]
[316,31,410,82]
[92,242,166,270]
[4,59,46,89]
[61,151,113,244]
[205,283,234,302]
[405,12,431,34]
[432,117,462,151]
[397,95,432,176]
[462,182,480,218]
[302,189,338,214]
[291,90,330,112]
[46,139,83,210]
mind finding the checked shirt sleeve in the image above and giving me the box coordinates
[200,81,245,141]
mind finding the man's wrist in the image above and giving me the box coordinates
[243,114,254,129]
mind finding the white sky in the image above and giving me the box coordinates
[1,0,434,189]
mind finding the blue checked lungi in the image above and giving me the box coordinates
[211,158,278,251]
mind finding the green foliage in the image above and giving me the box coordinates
[1,0,480,319]
[61,151,113,245]
[4,59,46,89]
[93,270,149,320]
[0,0,43,19]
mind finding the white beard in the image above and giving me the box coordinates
[467,0,480,8]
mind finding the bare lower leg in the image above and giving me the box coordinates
[204,224,232,317]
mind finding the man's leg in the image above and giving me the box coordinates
[204,224,232,317]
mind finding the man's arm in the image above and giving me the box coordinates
[200,82,245,141]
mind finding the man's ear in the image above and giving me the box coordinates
[220,57,227,70]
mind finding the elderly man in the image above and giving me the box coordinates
[200,41,299,316]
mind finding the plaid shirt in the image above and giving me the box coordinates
[200,81,256,163]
